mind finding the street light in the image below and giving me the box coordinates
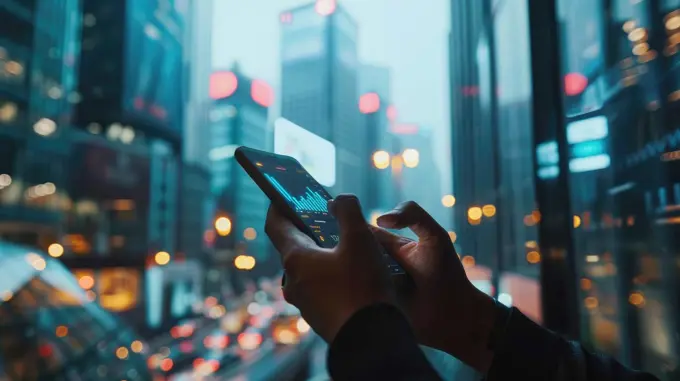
[372,150,391,169]
[215,216,232,236]
[482,204,496,217]
[467,206,483,221]
[48,243,64,258]
[154,251,171,265]
[441,195,456,208]
[402,148,419,168]
[234,255,256,270]
[372,149,420,170]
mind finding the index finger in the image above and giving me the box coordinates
[264,204,316,259]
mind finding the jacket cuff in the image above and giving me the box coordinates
[487,307,569,380]
[327,303,421,376]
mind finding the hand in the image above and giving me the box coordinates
[372,201,496,372]
[265,194,395,342]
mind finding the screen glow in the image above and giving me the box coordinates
[274,118,336,187]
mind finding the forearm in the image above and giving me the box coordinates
[431,289,497,373]
[486,307,660,381]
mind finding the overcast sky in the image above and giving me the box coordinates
[211,0,452,192]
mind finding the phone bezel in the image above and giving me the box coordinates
[235,146,326,247]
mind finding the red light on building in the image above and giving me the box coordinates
[150,104,167,119]
[210,71,238,100]
[315,0,336,16]
[280,12,293,24]
[359,92,380,114]
[386,105,398,121]
[391,123,419,135]
[461,86,479,96]
[251,79,274,107]
[133,97,145,110]
[564,72,588,96]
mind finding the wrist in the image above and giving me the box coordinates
[324,297,395,343]
[438,287,496,373]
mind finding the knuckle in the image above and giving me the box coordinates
[281,251,300,272]
[281,285,298,306]
[264,220,275,237]
[403,200,420,210]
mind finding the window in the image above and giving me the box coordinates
[557,0,680,376]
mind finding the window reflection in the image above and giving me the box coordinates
[559,0,680,376]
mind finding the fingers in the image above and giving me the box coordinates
[328,194,373,245]
[368,225,414,254]
[377,201,449,242]
[265,204,316,271]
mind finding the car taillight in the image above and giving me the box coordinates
[238,332,262,350]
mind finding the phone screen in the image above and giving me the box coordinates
[240,149,405,274]
[242,150,339,248]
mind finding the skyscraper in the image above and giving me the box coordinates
[184,0,214,169]
[209,66,274,278]
[0,0,82,245]
[396,127,444,225]
[448,0,498,267]
[358,64,392,99]
[279,0,365,200]
[357,64,393,212]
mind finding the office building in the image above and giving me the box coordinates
[0,0,82,246]
[184,0,214,169]
[449,0,498,268]
[358,64,392,99]
[395,127,444,224]
[280,0,366,200]
[209,66,274,279]
[69,0,193,332]
[358,64,393,212]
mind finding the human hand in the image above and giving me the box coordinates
[372,201,496,372]
[265,194,395,343]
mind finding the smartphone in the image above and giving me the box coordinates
[235,146,409,281]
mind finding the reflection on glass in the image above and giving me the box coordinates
[559,0,680,377]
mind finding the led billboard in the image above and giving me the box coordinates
[274,117,336,187]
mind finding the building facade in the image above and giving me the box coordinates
[184,0,214,169]
[0,0,197,333]
[397,128,445,226]
[0,0,82,247]
[357,64,392,213]
[280,1,366,200]
[209,67,274,281]
[449,0,500,269]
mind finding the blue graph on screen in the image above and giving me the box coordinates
[265,174,328,213]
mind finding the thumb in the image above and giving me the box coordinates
[329,194,372,245]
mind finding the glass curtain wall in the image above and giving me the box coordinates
[556,0,680,377]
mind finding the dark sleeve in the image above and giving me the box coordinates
[327,303,443,381]
[487,308,660,381]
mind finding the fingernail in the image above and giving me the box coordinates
[376,214,396,227]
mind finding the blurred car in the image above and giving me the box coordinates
[170,320,196,339]
[191,349,240,376]
[203,328,230,351]
[0,241,157,380]
[271,304,311,345]
[148,343,205,377]
[237,326,265,351]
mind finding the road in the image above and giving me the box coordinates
[166,334,316,380]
